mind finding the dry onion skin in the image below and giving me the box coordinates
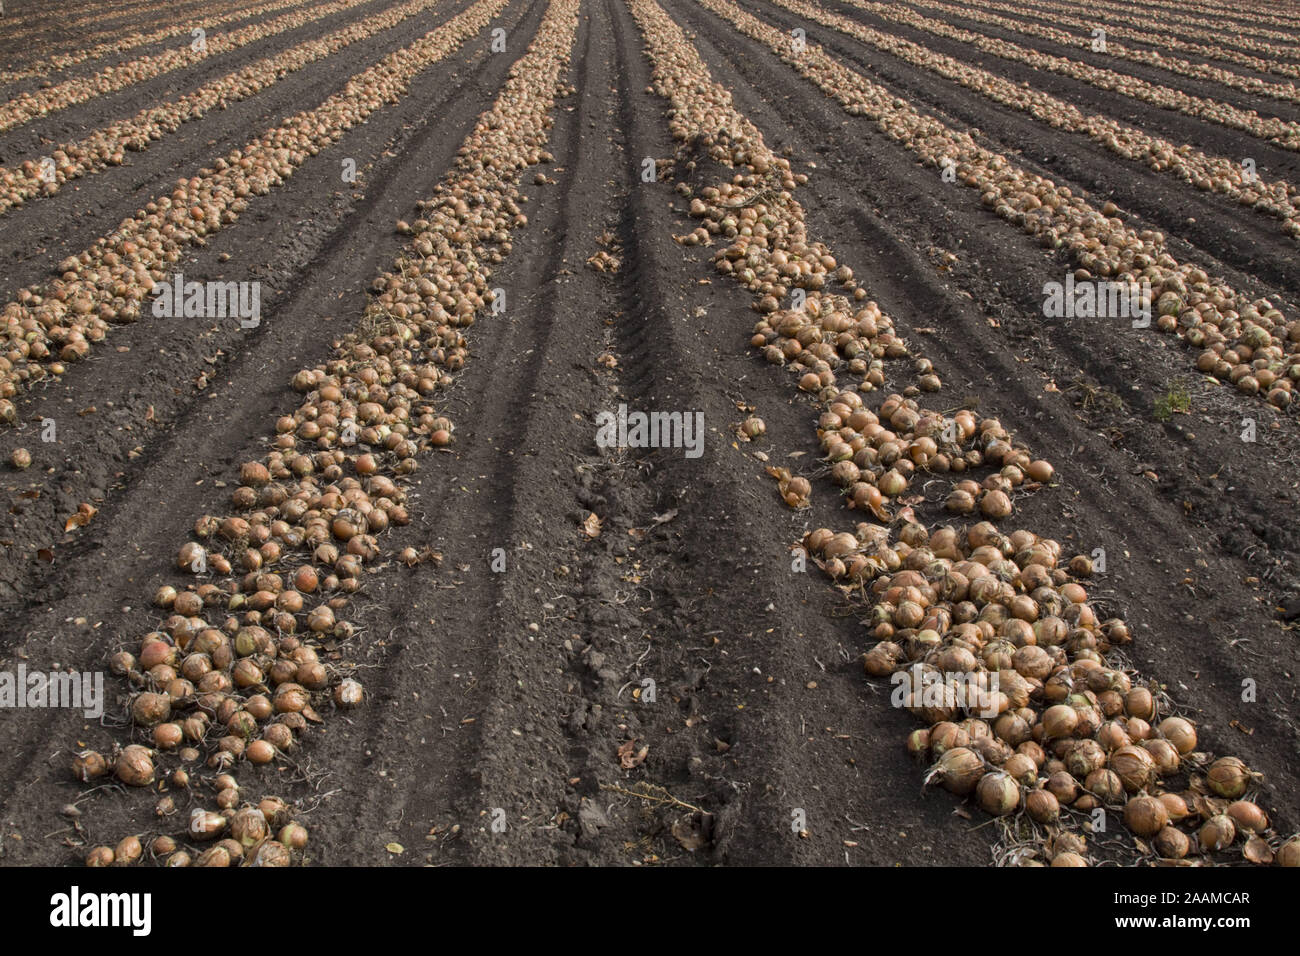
[68,0,582,866]
[629,0,1293,866]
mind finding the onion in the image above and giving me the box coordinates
[906,728,930,759]
[231,807,269,847]
[975,771,1021,815]
[85,846,115,867]
[247,739,276,764]
[130,692,170,726]
[1025,788,1059,824]
[1198,814,1237,851]
[189,809,227,841]
[248,840,292,867]
[1109,745,1156,793]
[1040,704,1078,739]
[1064,739,1106,779]
[1277,837,1300,867]
[1045,770,1078,804]
[1159,792,1192,823]
[151,835,177,856]
[114,745,155,786]
[1003,752,1037,787]
[1084,768,1124,805]
[1225,800,1268,833]
[334,678,364,708]
[863,642,902,676]
[258,797,291,828]
[153,722,183,750]
[1124,687,1155,720]
[71,750,108,782]
[1050,851,1088,867]
[1157,716,1197,755]
[1206,757,1252,799]
[1153,826,1189,860]
[114,835,143,865]
[279,823,309,850]
[928,721,967,756]
[925,747,984,795]
[196,846,232,867]
[1123,795,1169,838]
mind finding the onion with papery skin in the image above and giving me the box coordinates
[197,846,232,867]
[1158,716,1197,755]
[1026,788,1060,824]
[189,809,226,841]
[334,678,364,708]
[1051,852,1087,867]
[1153,826,1189,860]
[1109,745,1156,793]
[1206,757,1252,799]
[1123,795,1169,838]
[1040,704,1078,739]
[248,839,292,866]
[1277,838,1300,867]
[114,835,143,865]
[71,750,108,782]
[231,807,269,847]
[925,746,984,795]
[258,797,291,828]
[247,739,276,764]
[976,771,1021,815]
[279,823,309,850]
[114,745,154,786]
[907,728,930,758]
[1159,792,1191,823]
[1064,739,1106,779]
[1045,770,1078,804]
[85,846,114,867]
[1124,687,1155,720]
[130,692,170,726]
[1226,801,1268,833]
[1003,752,1036,787]
[1198,814,1237,851]
[1084,768,1125,805]
[1141,737,1181,774]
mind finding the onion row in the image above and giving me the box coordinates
[0,0,379,135]
[0,0,449,218]
[1107,0,1300,34]
[770,0,1300,241]
[0,0,218,43]
[838,0,1300,153]
[0,0,321,86]
[0,0,509,415]
[1012,0,1300,62]
[74,0,583,866]
[906,0,1300,94]
[697,0,1299,411]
